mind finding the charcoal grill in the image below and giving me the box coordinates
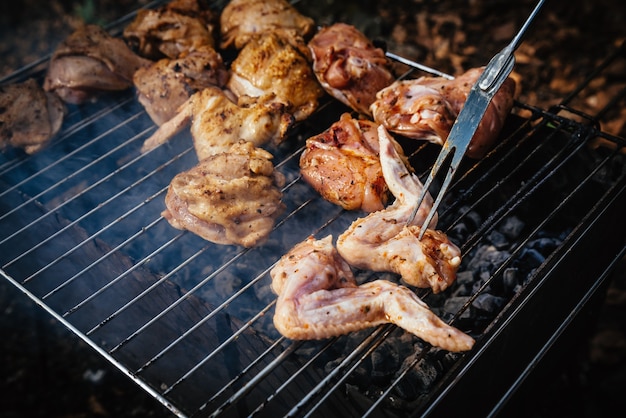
[1,1,625,417]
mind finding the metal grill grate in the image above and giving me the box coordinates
[2,7,626,418]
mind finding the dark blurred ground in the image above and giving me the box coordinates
[1,1,625,417]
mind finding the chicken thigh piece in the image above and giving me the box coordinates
[133,45,228,126]
[0,79,66,154]
[163,140,285,248]
[299,113,402,212]
[123,0,217,60]
[337,126,462,293]
[227,32,324,122]
[371,67,516,159]
[270,235,474,352]
[141,86,294,159]
[43,24,152,104]
[308,23,396,116]
[219,0,315,50]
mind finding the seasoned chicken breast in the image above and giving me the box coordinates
[227,32,324,122]
[162,141,285,248]
[219,0,314,50]
[124,0,217,60]
[300,113,399,212]
[270,235,474,352]
[371,67,516,159]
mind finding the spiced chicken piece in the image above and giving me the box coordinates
[371,67,516,159]
[43,24,151,104]
[299,113,404,212]
[337,126,461,293]
[219,0,315,50]
[163,141,285,248]
[227,32,324,122]
[0,79,66,154]
[141,86,294,159]
[309,23,396,116]
[133,45,228,126]
[270,235,474,352]
[124,0,217,60]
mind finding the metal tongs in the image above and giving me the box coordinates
[407,0,546,239]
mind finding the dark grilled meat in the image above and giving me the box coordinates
[133,45,229,125]
[0,79,66,154]
[43,24,151,104]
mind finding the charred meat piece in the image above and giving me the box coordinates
[133,45,229,125]
[124,0,217,60]
[219,0,315,50]
[299,113,400,212]
[227,32,324,122]
[43,24,151,104]
[371,67,516,159]
[163,141,285,248]
[309,23,396,116]
[0,79,66,154]
[337,126,462,293]
[141,86,294,159]
[270,235,474,352]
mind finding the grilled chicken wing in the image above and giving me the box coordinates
[299,113,401,212]
[371,67,516,159]
[133,45,228,125]
[270,235,474,352]
[0,79,66,154]
[163,140,285,247]
[219,0,315,50]
[309,23,396,116]
[227,32,324,122]
[141,86,294,159]
[43,24,151,104]
[337,126,461,293]
[124,0,217,60]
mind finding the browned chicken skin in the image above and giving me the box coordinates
[0,79,66,154]
[43,24,151,104]
[299,113,401,212]
[227,32,325,122]
[133,45,229,126]
[309,23,396,116]
[123,0,217,60]
[141,86,294,159]
[219,0,315,50]
[371,67,516,159]
[163,141,285,248]
[270,235,474,352]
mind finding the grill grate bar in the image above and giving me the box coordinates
[45,211,168,301]
[1,11,625,416]
[286,324,394,418]
[461,120,590,253]
[210,341,302,417]
[0,122,156,256]
[94,238,223,342]
[0,97,140,177]
[302,325,399,418]
[63,227,186,317]
[199,335,290,414]
[161,300,279,396]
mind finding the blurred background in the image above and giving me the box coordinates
[1,1,625,416]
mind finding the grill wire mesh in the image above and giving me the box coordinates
[1,5,626,418]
